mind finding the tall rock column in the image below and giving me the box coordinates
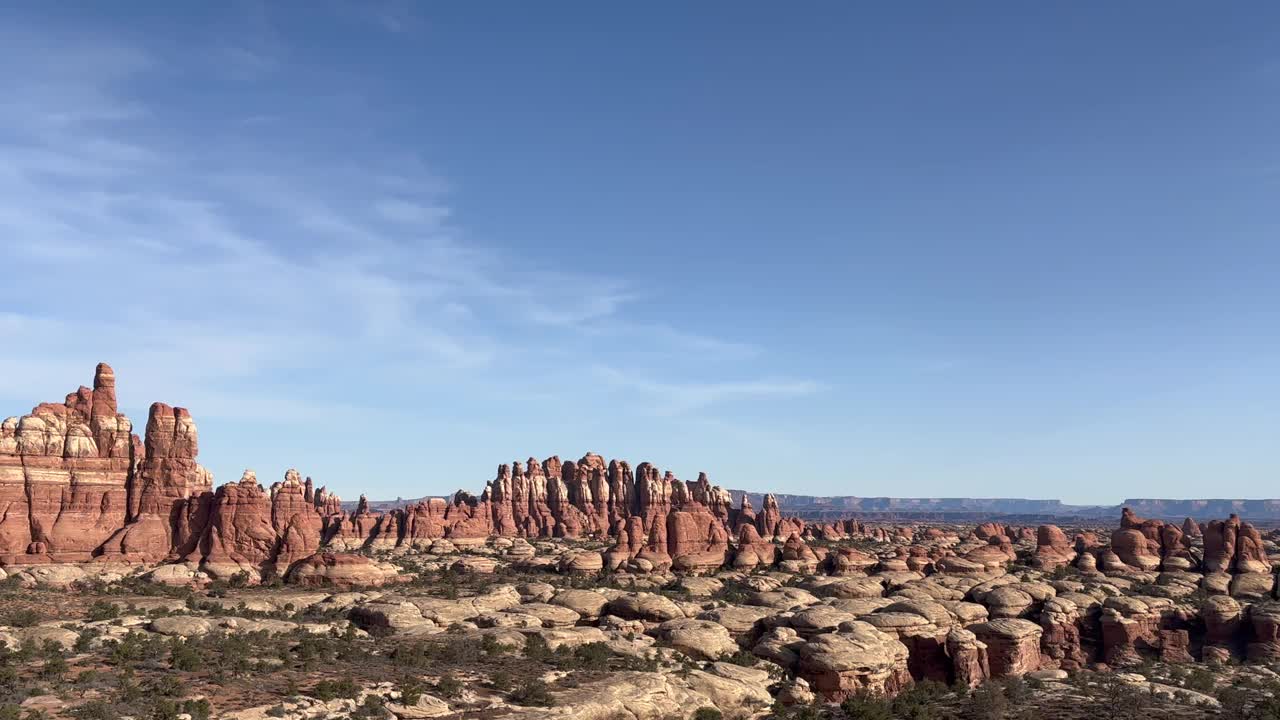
[192,470,277,579]
[99,402,212,561]
[0,363,138,562]
[270,469,324,571]
[757,494,783,540]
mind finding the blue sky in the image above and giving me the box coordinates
[1,3,1277,504]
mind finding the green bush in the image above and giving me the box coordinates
[39,653,68,680]
[481,633,506,656]
[68,702,116,720]
[435,673,462,698]
[148,674,183,697]
[3,609,41,628]
[523,633,552,661]
[351,694,386,718]
[86,600,120,623]
[180,699,213,720]
[692,708,723,720]
[510,678,554,707]
[311,678,360,701]
[721,649,758,667]
[169,638,201,671]
[397,675,423,706]
[1000,675,1032,704]
[890,680,948,719]
[840,691,893,720]
[965,681,1007,720]
[1093,673,1152,720]
[489,670,513,692]
[391,639,481,668]
[572,641,612,670]
[74,627,101,653]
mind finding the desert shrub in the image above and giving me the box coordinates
[1213,686,1244,712]
[713,584,749,605]
[523,633,552,661]
[0,666,16,699]
[1247,692,1280,720]
[391,638,480,668]
[489,669,513,692]
[68,702,116,720]
[722,649,758,667]
[964,682,1007,720]
[148,698,211,720]
[622,653,660,672]
[86,600,120,622]
[1000,675,1032,704]
[148,674,183,697]
[182,699,213,720]
[311,677,360,701]
[115,669,143,705]
[38,653,67,680]
[562,641,606,670]
[1050,565,1078,580]
[7,640,35,664]
[74,627,101,653]
[890,680,948,719]
[105,631,168,667]
[480,633,506,656]
[768,703,824,720]
[169,638,201,671]
[351,694,386,718]
[435,673,462,698]
[692,708,723,720]
[397,675,423,706]
[509,678,553,707]
[1180,665,1217,694]
[2,609,41,628]
[840,691,893,720]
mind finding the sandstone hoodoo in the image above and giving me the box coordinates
[0,363,209,564]
[0,365,826,580]
[9,365,1280,715]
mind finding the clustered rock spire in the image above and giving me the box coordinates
[0,365,822,576]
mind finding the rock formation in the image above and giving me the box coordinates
[11,364,1280,696]
[1,364,212,565]
[1032,525,1076,570]
[0,365,839,580]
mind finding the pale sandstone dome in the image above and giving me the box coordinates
[658,618,738,660]
[796,621,912,701]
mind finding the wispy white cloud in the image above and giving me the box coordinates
[591,365,821,416]
[0,11,820,473]
[374,198,451,226]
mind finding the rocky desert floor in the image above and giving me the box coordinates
[2,526,1280,720]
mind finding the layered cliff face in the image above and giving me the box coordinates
[0,357,820,572]
[99,402,213,561]
[0,364,206,564]
[45,365,1278,596]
